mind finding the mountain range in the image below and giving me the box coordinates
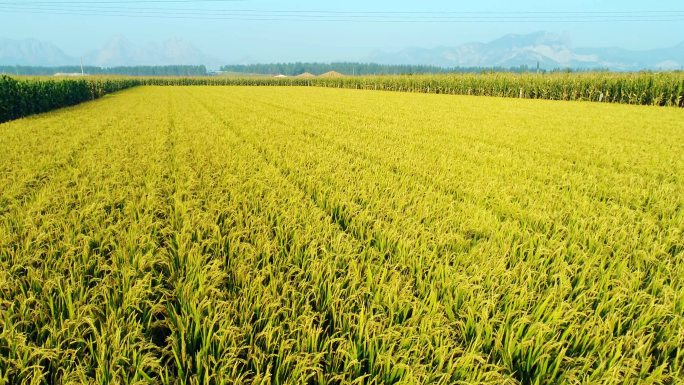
[0,38,75,66]
[1,32,683,71]
[0,36,223,69]
[363,32,684,71]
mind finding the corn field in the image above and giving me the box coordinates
[1,86,683,384]
[140,71,684,107]
[2,71,683,123]
[0,75,140,123]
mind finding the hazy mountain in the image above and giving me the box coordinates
[0,38,76,66]
[3,33,682,71]
[81,36,141,68]
[363,31,684,71]
[575,42,684,71]
[83,36,224,69]
[1,36,223,69]
[145,36,222,68]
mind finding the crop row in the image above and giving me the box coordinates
[2,71,683,123]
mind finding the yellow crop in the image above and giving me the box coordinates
[1,86,683,384]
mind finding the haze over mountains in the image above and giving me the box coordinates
[0,36,223,69]
[364,32,684,71]
[0,38,75,67]
[83,36,223,69]
[1,32,682,71]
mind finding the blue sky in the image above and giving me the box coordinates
[1,0,683,62]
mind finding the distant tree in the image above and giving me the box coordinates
[220,62,563,76]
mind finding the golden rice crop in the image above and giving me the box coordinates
[0,86,683,384]
[3,71,683,124]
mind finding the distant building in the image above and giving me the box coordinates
[272,74,288,78]
[53,73,88,77]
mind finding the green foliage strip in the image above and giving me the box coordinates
[0,75,139,123]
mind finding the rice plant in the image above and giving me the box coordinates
[2,71,683,123]
[0,86,683,384]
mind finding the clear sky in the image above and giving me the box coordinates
[1,0,683,63]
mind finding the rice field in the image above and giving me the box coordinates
[1,86,683,384]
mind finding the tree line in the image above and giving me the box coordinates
[220,62,546,76]
[0,65,207,76]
